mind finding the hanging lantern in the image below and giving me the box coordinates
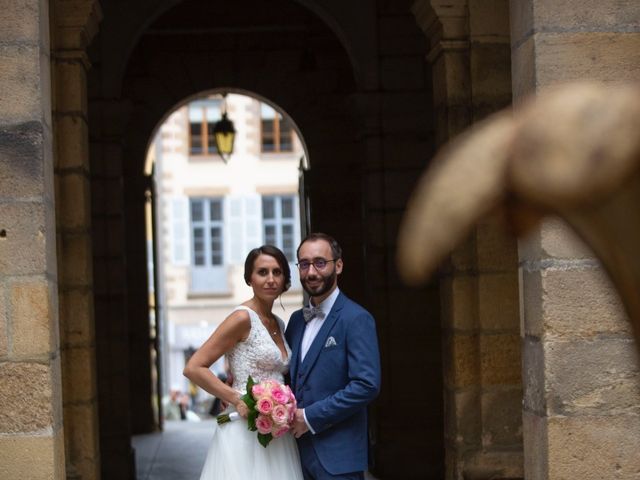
[213,96,236,162]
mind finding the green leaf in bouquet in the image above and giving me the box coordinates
[257,433,273,448]
[242,376,257,408]
[241,391,256,409]
[247,409,258,431]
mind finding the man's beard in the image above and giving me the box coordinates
[302,269,336,299]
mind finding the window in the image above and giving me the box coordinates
[189,99,221,155]
[262,195,297,261]
[190,198,224,266]
[189,198,228,294]
[261,103,293,153]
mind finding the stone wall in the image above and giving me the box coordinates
[413,1,523,478]
[512,1,640,479]
[0,0,65,479]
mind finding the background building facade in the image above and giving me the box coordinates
[150,94,304,398]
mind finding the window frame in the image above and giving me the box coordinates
[262,195,297,262]
[188,100,221,156]
[260,104,294,154]
[188,197,229,295]
[189,197,225,267]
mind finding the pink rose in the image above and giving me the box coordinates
[271,385,289,405]
[256,414,273,435]
[283,385,297,406]
[261,380,275,395]
[271,404,289,426]
[256,396,274,415]
[272,424,290,438]
[283,385,295,402]
[251,384,265,397]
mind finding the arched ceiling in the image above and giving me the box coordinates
[90,0,376,98]
[97,0,363,173]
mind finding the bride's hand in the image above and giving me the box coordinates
[235,399,249,418]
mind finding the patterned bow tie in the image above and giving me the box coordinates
[302,305,325,323]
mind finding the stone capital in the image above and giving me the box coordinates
[53,0,103,51]
[413,0,470,64]
[412,0,469,43]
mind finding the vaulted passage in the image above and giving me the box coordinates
[87,0,443,478]
[3,1,638,479]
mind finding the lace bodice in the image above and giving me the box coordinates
[226,306,291,394]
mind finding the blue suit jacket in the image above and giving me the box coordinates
[285,292,381,475]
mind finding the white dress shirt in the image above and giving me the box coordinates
[300,287,340,362]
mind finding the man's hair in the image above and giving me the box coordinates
[244,245,291,292]
[297,232,342,260]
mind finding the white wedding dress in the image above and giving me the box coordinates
[199,306,304,480]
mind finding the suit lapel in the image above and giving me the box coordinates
[298,293,345,384]
[288,312,304,388]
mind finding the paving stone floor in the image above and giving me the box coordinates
[133,419,378,479]
[133,419,214,480]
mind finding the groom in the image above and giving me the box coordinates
[285,233,381,480]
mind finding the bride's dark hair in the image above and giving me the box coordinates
[244,245,291,293]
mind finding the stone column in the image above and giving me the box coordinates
[412,3,476,475]
[345,4,446,476]
[89,97,136,479]
[414,1,522,479]
[511,1,640,478]
[0,1,65,479]
[413,0,471,145]
[51,1,103,478]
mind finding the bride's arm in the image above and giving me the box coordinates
[183,310,251,416]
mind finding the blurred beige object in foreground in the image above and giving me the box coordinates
[398,82,640,342]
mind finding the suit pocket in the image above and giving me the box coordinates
[319,343,344,373]
[322,344,340,352]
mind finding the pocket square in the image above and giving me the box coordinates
[324,336,337,348]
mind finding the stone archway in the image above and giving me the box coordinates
[85,1,441,478]
[4,1,640,480]
[0,0,441,478]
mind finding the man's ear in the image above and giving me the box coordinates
[335,258,344,275]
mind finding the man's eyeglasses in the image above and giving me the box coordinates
[296,258,337,271]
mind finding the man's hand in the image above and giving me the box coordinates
[291,408,309,438]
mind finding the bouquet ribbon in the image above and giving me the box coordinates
[215,411,239,424]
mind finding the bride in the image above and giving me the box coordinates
[183,245,304,479]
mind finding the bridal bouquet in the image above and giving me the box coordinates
[217,376,296,447]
